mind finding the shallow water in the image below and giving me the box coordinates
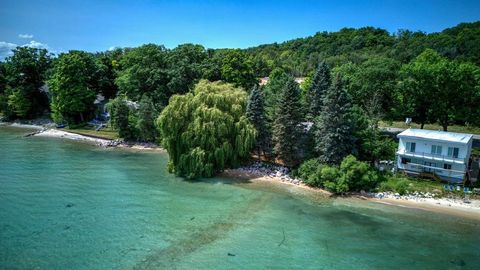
[1,126,479,270]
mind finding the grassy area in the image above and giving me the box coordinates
[378,175,445,195]
[378,175,480,199]
[64,126,120,140]
[379,121,480,135]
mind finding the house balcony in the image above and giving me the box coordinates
[396,149,466,165]
[398,162,465,181]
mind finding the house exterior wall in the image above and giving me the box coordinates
[396,136,472,182]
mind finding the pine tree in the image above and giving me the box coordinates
[246,85,271,156]
[315,74,356,165]
[307,61,331,120]
[273,76,303,167]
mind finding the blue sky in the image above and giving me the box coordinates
[1,0,479,58]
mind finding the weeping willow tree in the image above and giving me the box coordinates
[157,80,256,179]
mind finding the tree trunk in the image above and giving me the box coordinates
[80,112,84,122]
[420,122,425,129]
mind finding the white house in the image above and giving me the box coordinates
[395,129,473,183]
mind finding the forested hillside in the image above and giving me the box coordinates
[245,21,480,76]
[1,21,479,137]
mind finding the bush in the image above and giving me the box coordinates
[297,155,383,194]
[378,176,410,195]
[297,159,324,187]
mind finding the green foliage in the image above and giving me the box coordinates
[307,61,331,119]
[94,50,121,100]
[297,158,324,186]
[263,68,289,121]
[115,44,170,106]
[334,57,400,119]
[107,96,136,140]
[157,80,256,179]
[7,90,31,118]
[339,155,380,191]
[273,76,304,166]
[1,47,52,119]
[315,74,356,165]
[167,44,208,95]
[136,95,158,142]
[378,177,410,195]
[399,49,480,130]
[48,51,97,124]
[246,85,271,156]
[297,155,382,193]
[203,49,257,90]
[352,106,397,162]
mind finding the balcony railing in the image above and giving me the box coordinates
[396,149,466,164]
[399,162,465,179]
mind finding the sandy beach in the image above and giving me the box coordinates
[223,167,480,220]
[2,122,165,151]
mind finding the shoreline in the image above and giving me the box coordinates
[223,168,480,220]
[1,122,165,152]
[3,122,479,219]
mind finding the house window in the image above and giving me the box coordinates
[447,147,459,158]
[406,142,416,152]
[444,164,452,170]
[401,158,411,164]
[431,145,442,155]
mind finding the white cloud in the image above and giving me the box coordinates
[0,41,17,59]
[18,33,34,39]
[0,40,50,60]
[23,40,48,49]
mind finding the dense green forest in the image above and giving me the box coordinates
[1,21,480,188]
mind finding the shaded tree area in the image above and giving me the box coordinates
[0,47,52,119]
[157,80,256,178]
[48,51,99,124]
[273,76,304,167]
[246,85,271,157]
[399,49,480,130]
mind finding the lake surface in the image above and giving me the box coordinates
[1,126,479,270]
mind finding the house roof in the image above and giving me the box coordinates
[397,128,473,144]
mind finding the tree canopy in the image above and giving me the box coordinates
[157,80,256,178]
[0,47,51,119]
[48,51,98,124]
[315,74,356,165]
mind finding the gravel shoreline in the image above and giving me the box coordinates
[2,122,165,151]
[226,162,480,218]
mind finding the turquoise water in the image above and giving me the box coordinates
[1,127,479,270]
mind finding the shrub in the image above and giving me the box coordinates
[378,176,410,195]
[297,158,324,187]
[339,155,381,191]
[297,155,383,194]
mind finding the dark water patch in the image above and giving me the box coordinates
[133,193,272,269]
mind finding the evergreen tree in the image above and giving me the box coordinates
[307,62,331,120]
[315,74,356,165]
[246,85,270,156]
[137,95,158,142]
[273,76,303,167]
